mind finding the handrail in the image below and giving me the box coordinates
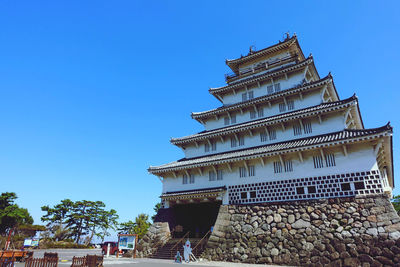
[151,229,174,249]
[169,231,190,259]
[192,230,211,255]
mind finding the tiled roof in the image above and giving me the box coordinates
[210,56,316,95]
[172,95,358,145]
[226,35,305,73]
[149,123,392,174]
[192,75,333,120]
[162,186,226,197]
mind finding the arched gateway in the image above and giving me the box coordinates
[138,34,399,266]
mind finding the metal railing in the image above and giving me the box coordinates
[191,230,211,256]
[169,231,190,259]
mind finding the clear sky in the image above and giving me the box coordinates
[1,1,399,240]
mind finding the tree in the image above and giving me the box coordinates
[151,203,161,222]
[96,209,119,243]
[119,214,151,239]
[392,195,400,215]
[0,192,33,234]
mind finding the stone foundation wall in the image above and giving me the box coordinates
[203,194,400,266]
[136,222,170,258]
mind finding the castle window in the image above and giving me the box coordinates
[325,154,336,167]
[260,132,268,142]
[204,143,210,152]
[248,91,254,99]
[313,155,324,168]
[211,141,216,151]
[274,83,281,92]
[231,137,237,148]
[217,170,223,180]
[308,186,316,194]
[287,100,294,110]
[304,121,312,134]
[189,174,195,184]
[269,129,276,140]
[279,103,286,112]
[241,192,247,199]
[224,117,229,125]
[257,108,264,117]
[341,183,351,191]
[354,182,365,190]
[267,85,274,94]
[274,161,282,173]
[250,110,256,119]
[182,175,188,184]
[242,93,247,101]
[248,165,255,176]
[239,167,247,177]
[242,91,254,102]
[293,124,302,136]
[239,136,244,146]
[250,191,256,198]
[209,171,216,181]
[284,160,293,172]
[296,187,305,194]
[231,114,236,123]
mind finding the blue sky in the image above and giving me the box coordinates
[1,1,399,239]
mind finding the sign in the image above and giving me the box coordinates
[118,235,136,250]
[24,239,39,247]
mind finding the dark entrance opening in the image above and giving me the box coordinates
[171,201,221,237]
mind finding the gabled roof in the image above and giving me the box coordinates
[226,35,305,74]
[192,74,336,121]
[210,56,318,96]
[172,95,360,146]
[149,123,392,174]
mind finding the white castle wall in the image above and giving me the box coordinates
[163,143,380,205]
[184,111,345,159]
[220,71,305,106]
[204,88,323,132]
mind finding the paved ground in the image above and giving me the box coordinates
[12,249,285,267]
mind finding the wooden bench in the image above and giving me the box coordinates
[25,257,58,267]
[0,258,14,267]
[71,255,103,267]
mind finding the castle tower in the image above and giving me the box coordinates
[148,34,394,236]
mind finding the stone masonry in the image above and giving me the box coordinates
[136,222,170,258]
[202,194,400,266]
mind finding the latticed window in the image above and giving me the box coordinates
[279,103,286,112]
[284,160,293,172]
[182,175,188,184]
[293,124,302,136]
[304,121,312,134]
[209,171,216,181]
[239,136,244,146]
[274,161,282,173]
[217,170,223,180]
[287,100,294,110]
[258,108,264,117]
[313,155,324,168]
[260,132,268,142]
[189,174,195,184]
[239,167,247,177]
[204,143,210,152]
[224,117,229,125]
[231,114,236,124]
[269,129,277,140]
[211,141,216,151]
[325,153,336,167]
[248,91,254,99]
[267,85,274,94]
[248,165,255,176]
[274,83,281,92]
[250,110,256,119]
[242,93,247,101]
[231,137,237,147]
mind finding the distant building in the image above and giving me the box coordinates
[148,34,394,235]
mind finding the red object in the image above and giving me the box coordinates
[101,242,119,255]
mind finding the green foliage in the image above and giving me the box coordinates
[119,214,151,239]
[392,195,400,215]
[151,203,161,222]
[41,199,119,244]
[0,192,34,234]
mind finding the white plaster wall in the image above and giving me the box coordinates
[204,89,323,132]
[238,51,291,73]
[162,144,379,204]
[184,105,344,159]
[221,71,305,106]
